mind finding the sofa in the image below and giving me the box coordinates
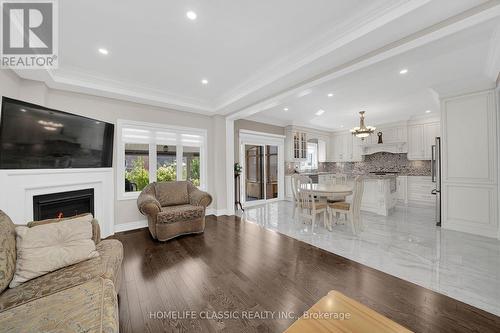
[137,181,212,241]
[0,210,123,333]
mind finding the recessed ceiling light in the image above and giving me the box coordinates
[425,110,431,114]
[20,108,26,112]
[201,79,208,85]
[186,11,197,20]
[315,109,325,116]
[399,68,408,74]
[283,107,289,111]
[327,93,334,97]
[98,48,109,55]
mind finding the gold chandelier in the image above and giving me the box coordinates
[350,111,376,140]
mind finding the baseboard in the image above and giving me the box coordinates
[114,219,148,233]
[206,208,231,216]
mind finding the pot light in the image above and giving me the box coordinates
[283,107,289,111]
[20,108,26,112]
[315,109,325,116]
[98,48,109,55]
[425,110,431,114]
[327,93,334,97]
[186,11,197,20]
[399,68,408,74]
[201,79,208,85]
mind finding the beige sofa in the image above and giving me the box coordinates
[0,210,123,333]
[137,181,212,241]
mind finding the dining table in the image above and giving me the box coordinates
[299,183,353,197]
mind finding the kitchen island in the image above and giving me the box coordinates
[359,175,398,216]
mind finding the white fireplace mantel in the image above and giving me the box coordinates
[0,168,115,238]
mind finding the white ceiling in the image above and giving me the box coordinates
[13,0,500,116]
[245,18,500,130]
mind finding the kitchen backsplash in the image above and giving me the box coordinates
[286,152,431,176]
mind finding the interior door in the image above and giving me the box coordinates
[266,145,279,199]
[245,145,264,202]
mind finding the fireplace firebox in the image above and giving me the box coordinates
[33,189,95,220]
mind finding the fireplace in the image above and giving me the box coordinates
[33,189,95,220]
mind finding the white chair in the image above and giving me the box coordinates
[328,176,364,234]
[327,173,348,203]
[297,175,328,231]
[290,174,301,218]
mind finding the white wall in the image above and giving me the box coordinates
[0,72,230,226]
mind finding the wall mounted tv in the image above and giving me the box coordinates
[0,97,114,169]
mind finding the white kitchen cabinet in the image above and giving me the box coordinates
[331,132,362,162]
[423,122,440,159]
[285,128,307,161]
[407,176,434,206]
[396,176,408,204]
[408,121,440,160]
[408,124,425,160]
[318,139,327,162]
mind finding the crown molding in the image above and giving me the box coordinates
[485,22,500,81]
[228,0,500,121]
[13,68,216,115]
[214,0,432,113]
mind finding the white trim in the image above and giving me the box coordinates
[239,129,286,139]
[228,2,500,120]
[114,220,148,233]
[239,131,285,206]
[485,23,500,81]
[206,208,231,216]
[225,119,235,215]
[116,119,208,201]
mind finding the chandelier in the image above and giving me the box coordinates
[350,111,376,140]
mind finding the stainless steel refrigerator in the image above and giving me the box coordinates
[431,137,441,226]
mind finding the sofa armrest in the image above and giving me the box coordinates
[189,189,213,208]
[137,193,161,216]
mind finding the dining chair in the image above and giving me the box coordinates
[297,175,328,231]
[290,174,301,218]
[327,173,348,203]
[328,176,364,234]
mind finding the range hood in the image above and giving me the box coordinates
[361,142,407,155]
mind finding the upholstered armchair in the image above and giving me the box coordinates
[137,181,213,241]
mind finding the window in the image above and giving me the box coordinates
[118,120,207,199]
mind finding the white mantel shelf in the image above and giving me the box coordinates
[0,168,115,238]
[361,142,408,155]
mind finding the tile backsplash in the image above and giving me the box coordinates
[286,152,431,176]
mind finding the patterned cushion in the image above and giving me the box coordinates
[329,201,350,211]
[0,239,122,312]
[0,278,118,333]
[157,204,205,224]
[155,181,189,206]
[0,211,16,293]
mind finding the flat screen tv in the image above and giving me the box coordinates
[0,97,114,169]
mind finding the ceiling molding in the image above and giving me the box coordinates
[485,22,500,81]
[214,0,432,112]
[13,68,216,115]
[228,0,500,121]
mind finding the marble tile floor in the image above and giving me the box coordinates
[238,201,500,316]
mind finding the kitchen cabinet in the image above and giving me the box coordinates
[331,132,362,162]
[407,176,434,206]
[408,121,440,160]
[285,128,307,161]
[318,139,327,162]
[396,176,408,204]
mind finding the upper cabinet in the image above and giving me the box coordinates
[331,132,362,162]
[285,126,329,162]
[408,120,440,160]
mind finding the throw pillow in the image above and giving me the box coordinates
[9,217,99,288]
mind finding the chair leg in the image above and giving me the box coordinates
[311,213,316,233]
[349,212,356,234]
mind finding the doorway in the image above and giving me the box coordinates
[239,131,284,206]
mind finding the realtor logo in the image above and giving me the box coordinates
[1,0,58,68]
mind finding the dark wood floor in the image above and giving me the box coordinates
[115,215,500,333]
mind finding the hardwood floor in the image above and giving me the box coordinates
[115,215,500,333]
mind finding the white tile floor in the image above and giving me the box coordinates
[239,201,500,316]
